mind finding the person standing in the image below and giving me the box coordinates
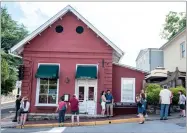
[105,90,114,117]
[12,95,21,122]
[100,91,107,116]
[159,85,171,120]
[178,90,186,117]
[69,94,79,126]
[140,90,148,117]
[56,96,67,127]
[136,94,145,124]
[20,97,30,129]
[168,91,173,116]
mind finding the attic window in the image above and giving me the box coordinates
[55,25,63,33]
[76,26,84,34]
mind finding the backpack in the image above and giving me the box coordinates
[60,102,67,111]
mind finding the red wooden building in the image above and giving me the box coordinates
[10,5,147,115]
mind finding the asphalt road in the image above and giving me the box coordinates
[1,102,15,119]
[1,118,186,133]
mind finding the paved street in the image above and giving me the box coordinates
[1,102,15,119]
[1,118,186,133]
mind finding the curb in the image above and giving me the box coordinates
[1,101,15,105]
[15,118,140,128]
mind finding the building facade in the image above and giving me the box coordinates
[136,48,164,72]
[160,29,186,72]
[10,5,146,115]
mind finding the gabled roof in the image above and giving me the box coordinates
[135,48,161,61]
[135,49,147,61]
[10,5,124,58]
[113,62,149,74]
[160,28,186,50]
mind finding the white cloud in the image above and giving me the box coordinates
[16,2,186,67]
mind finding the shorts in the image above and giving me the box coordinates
[180,104,185,110]
[101,102,106,110]
[21,111,29,114]
[71,110,79,115]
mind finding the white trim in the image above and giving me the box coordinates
[121,78,136,103]
[10,5,124,59]
[160,28,186,50]
[113,62,149,74]
[35,63,60,107]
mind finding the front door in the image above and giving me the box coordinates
[76,79,97,115]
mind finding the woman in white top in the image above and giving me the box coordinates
[178,90,186,117]
[20,97,30,128]
[101,91,107,116]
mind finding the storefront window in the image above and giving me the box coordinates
[38,78,58,104]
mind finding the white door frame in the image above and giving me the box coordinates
[75,64,98,115]
[75,79,98,115]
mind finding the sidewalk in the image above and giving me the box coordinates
[1,113,181,128]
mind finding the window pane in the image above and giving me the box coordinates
[79,86,84,101]
[49,85,57,94]
[48,95,56,104]
[39,95,47,103]
[121,79,134,102]
[88,87,94,100]
[49,79,57,85]
[40,79,48,85]
[40,85,48,94]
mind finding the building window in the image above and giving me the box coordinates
[121,78,135,103]
[180,42,186,58]
[76,26,84,34]
[55,25,63,33]
[35,64,59,106]
[38,78,58,104]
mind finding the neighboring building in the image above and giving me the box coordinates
[10,5,146,116]
[136,48,164,72]
[160,28,186,72]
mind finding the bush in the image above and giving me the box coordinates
[145,84,162,105]
[147,88,162,105]
[145,84,161,93]
[170,86,186,105]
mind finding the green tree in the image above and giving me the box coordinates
[161,11,186,40]
[1,7,28,52]
[1,7,28,95]
[1,58,9,83]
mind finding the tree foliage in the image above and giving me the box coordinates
[1,7,28,52]
[170,86,186,105]
[161,11,186,40]
[1,7,28,95]
[145,84,162,105]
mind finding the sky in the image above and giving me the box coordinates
[2,2,186,67]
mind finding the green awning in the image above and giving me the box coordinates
[76,65,97,79]
[35,65,59,79]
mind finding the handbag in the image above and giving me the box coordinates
[137,101,142,107]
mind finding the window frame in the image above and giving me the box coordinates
[180,41,186,58]
[35,63,60,107]
[121,78,136,103]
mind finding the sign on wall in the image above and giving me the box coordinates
[121,78,135,103]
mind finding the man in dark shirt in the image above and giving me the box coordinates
[12,95,21,122]
[105,90,114,117]
[69,94,79,126]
